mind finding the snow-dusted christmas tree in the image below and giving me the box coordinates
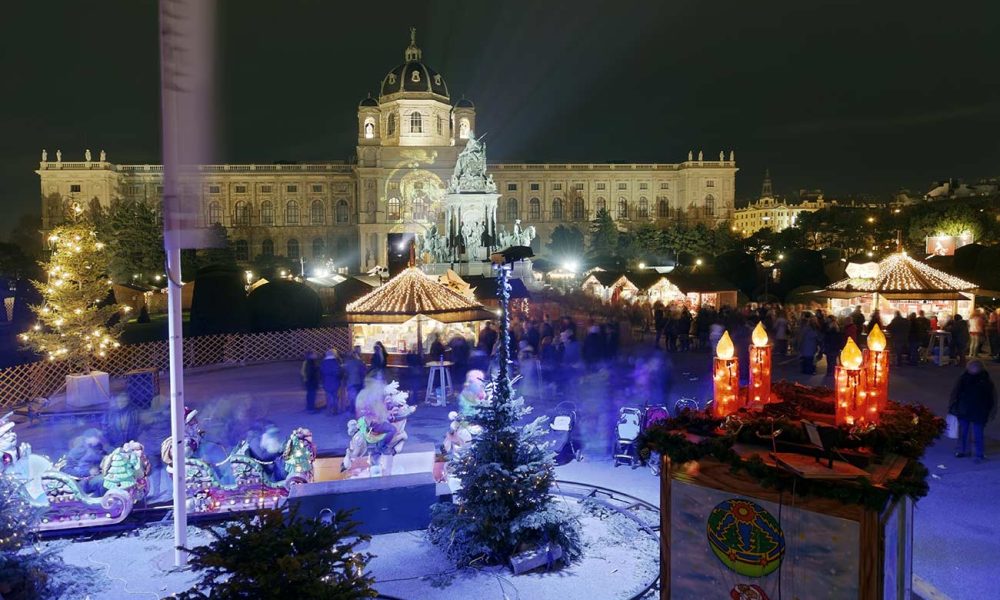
[429,262,581,567]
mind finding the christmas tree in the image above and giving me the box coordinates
[429,263,581,567]
[20,210,125,372]
[102,445,140,491]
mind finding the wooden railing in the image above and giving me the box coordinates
[0,327,351,410]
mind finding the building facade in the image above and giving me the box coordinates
[37,32,737,272]
[732,171,826,236]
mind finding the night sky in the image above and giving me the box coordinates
[2,1,999,236]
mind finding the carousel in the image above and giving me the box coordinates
[344,267,494,358]
[817,252,979,322]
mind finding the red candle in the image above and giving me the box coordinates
[713,331,740,418]
[864,324,889,412]
[836,338,878,426]
[748,322,772,410]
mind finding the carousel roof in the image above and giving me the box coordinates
[345,267,494,324]
[823,252,977,298]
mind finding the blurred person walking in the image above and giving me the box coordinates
[949,360,997,463]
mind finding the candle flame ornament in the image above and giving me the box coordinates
[748,323,772,409]
[713,331,740,417]
[867,323,887,352]
[863,324,889,412]
[835,338,876,426]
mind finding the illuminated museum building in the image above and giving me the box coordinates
[37,32,737,270]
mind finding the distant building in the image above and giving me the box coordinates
[732,170,828,236]
[925,178,999,201]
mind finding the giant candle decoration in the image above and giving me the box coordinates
[863,323,889,412]
[835,337,876,426]
[748,322,772,410]
[713,331,740,417]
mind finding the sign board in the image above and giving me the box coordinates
[926,234,974,257]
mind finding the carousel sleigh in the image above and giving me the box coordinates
[181,428,316,515]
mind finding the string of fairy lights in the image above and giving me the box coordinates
[829,252,976,292]
[347,267,485,314]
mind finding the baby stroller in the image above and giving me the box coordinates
[613,407,644,467]
[549,401,583,465]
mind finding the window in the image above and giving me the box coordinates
[235,185,247,194]
[286,185,298,193]
[596,183,606,191]
[639,183,648,190]
[209,185,220,194]
[234,200,250,225]
[530,183,540,191]
[574,183,584,191]
[638,197,649,218]
[311,184,323,193]
[507,198,518,221]
[553,183,562,191]
[208,201,222,225]
[364,117,375,139]
[657,198,668,218]
[155,185,164,194]
[507,183,517,192]
[529,197,541,220]
[660,182,669,190]
[410,112,422,133]
[459,117,470,139]
[336,199,349,224]
[388,197,401,220]
[617,183,628,190]
[261,185,272,194]
[552,198,563,220]
[573,197,585,220]
[312,237,325,258]
[287,239,300,259]
[705,194,715,216]
[412,194,427,221]
[261,239,274,257]
[234,240,249,262]
[310,200,324,225]
[260,201,274,225]
[388,113,396,135]
[596,197,607,213]
[706,180,715,188]
[69,183,82,193]
[618,197,629,219]
[285,201,300,224]
[436,115,443,135]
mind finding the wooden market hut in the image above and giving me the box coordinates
[581,269,738,308]
[343,267,494,358]
[815,252,979,322]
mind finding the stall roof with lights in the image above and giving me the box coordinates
[818,252,978,299]
[344,267,494,324]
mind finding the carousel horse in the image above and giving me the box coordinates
[342,381,416,471]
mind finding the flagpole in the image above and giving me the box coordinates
[165,244,187,567]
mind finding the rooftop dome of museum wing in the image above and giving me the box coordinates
[379,29,449,101]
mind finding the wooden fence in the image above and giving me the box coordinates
[0,327,352,410]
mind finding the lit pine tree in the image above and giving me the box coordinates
[20,213,125,372]
[429,263,581,567]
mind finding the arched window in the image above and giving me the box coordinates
[387,113,396,135]
[436,115,443,135]
[364,117,375,139]
[657,198,668,218]
[705,194,715,217]
[638,197,649,219]
[618,197,629,220]
[234,239,249,262]
[459,118,470,139]
[261,239,274,257]
[287,238,300,259]
[312,237,325,258]
[285,201,299,225]
[552,198,563,220]
[507,198,518,221]
[208,201,222,225]
[412,195,427,221]
[529,197,541,220]
[234,200,250,226]
[410,112,422,133]
[388,197,401,221]
[573,197,585,220]
[310,200,324,225]
[336,199,349,224]
[596,197,607,214]
[260,200,274,225]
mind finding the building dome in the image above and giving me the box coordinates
[454,96,474,108]
[359,93,378,107]
[379,29,449,101]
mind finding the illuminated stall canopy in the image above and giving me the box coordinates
[817,252,979,323]
[581,269,737,308]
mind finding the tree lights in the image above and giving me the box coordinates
[748,322,773,410]
[713,331,740,418]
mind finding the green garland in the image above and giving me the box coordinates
[639,402,945,510]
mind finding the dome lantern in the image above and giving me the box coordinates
[405,27,422,62]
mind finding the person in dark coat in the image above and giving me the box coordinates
[583,321,603,366]
[320,349,344,413]
[428,334,446,361]
[949,360,997,462]
[822,316,843,377]
[343,347,367,409]
[947,315,970,367]
[301,351,321,411]
[678,308,692,352]
[370,341,388,377]
[478,322,498,354]
[798,317,820,375]
[653,305,666,349]
[887,311,910,365]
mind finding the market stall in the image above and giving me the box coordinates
[344,267,494,357]
[817,252,979,323]
[581,269,737,308]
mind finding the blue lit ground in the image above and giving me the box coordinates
[15,343,998,599]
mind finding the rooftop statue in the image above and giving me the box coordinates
[448,134,497,194]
